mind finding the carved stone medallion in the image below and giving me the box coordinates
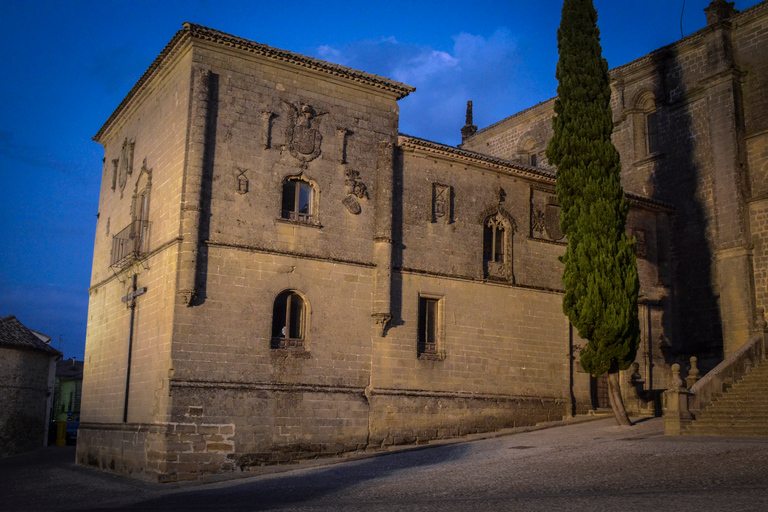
[345,168,368,199]
[283,101,325,167]
[342,195,361,214]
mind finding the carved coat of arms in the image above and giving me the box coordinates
[283,102,325,167]
[342,168,368,214]
[544,202,564,240]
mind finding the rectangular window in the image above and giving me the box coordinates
[281,180,314,223]
[417,297,441,358]
[494,228,504,262]
[646,112,659,154]
[529,153,537,167]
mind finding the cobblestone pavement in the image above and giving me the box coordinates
[3,417,767,511]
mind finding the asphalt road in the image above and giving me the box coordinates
[3,417,767,511]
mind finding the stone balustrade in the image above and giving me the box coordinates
[664,328,768,435]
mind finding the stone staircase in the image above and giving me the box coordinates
[684,360,768,436]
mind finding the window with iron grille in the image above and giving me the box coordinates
[110,188,151,268]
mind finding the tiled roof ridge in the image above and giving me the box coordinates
[0,315,62,357]
[94,23,415,142]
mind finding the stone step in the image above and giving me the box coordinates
[708,399,768,407]
[723,385,768,392]
[711,403,768,409]
[684,359,768,436]
[699,404,768,415]
[696,411,768,424]
[688,416,768,424]
[684,428,768,436]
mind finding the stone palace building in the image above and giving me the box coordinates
[78,0,768,481]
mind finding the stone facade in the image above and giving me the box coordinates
[462,0,768,370]
[80,1,766,481]
[0,316,61,457]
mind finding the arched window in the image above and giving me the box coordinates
[518,136,539,167]
[632,92,659,158]
[281,178,314,223]
[271,291,306,349]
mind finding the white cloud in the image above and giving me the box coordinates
[312,29,543,146]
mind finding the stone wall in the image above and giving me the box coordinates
[81,43,192,429]
[81,19,680,482]
[462,2,768,366]
[0,347,53,457]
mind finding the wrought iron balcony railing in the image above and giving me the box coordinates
[110,220,151,268]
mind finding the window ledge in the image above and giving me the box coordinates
[276,218,323,229]
[633,152,665,166]
[418,352,446,361]
[271,337,307,350]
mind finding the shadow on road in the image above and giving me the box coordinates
[85,443,470,511]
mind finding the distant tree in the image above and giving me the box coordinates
[546,0,640,426]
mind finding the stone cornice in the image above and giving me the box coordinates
[182,23,415,98]
[398,134,557,184]
[626,193,675,213]
[94,22,415,143]
[398,135,675,213]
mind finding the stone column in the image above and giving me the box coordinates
[702,21,755,355]
[372,141,394,336]
[177,68,213,306]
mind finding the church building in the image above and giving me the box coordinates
[78,0,768,482]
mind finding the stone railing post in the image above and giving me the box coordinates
[663,363,692,435]
[685,356,701,388]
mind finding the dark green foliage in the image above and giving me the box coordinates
[546,0,640,377]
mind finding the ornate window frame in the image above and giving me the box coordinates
[479,206,516,283]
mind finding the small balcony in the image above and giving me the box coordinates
[110,220,151,268]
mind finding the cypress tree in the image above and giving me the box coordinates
[546,0,640,426]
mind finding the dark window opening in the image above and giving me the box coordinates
[418,297,439,356]
[647,111,659,154]
[529,153,537,167]
[483,219,505,263]
[271,291,305,349]
[281,179,313,223]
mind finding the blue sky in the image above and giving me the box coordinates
[0,0,760,359]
